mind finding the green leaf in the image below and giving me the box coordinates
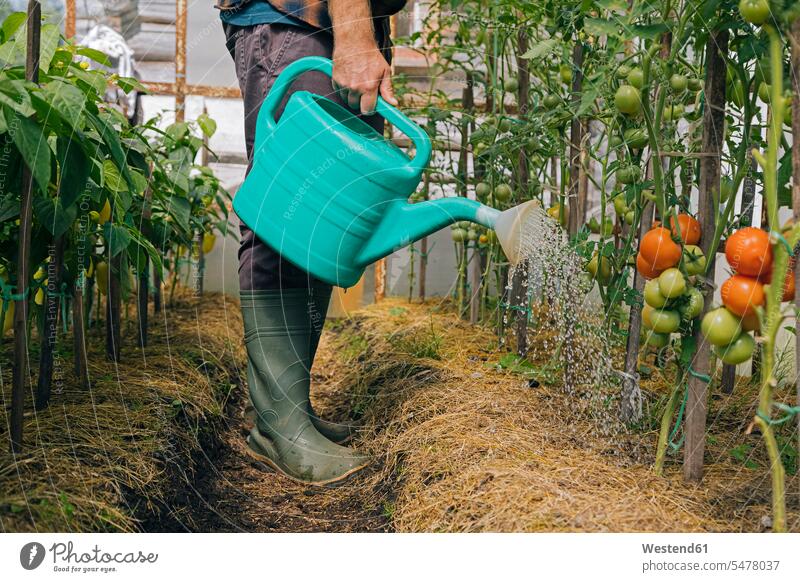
[1,12,26,41]
[103,223,132,257]
[0,195,20,221]
[102,159,127,192]
[631,23,670,40]
[85,110,136,192]
[115,76,147,94]
[39,24,59,72]
[196,113,217,138]
[33,195,78,238]
[9,111,50,193]
[167,196,191,232]
[75,47,112,67]
[584,18,620,37]
[521,38,560,61]
[42,80,86,130]
[71,67,107,96]
[0,79,35,116]
[56,138,91,209]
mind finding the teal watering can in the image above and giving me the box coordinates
[234,56,536,288]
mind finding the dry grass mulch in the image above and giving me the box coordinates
[0,291,245,532]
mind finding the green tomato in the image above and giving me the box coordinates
[683,245,707,276]
[609,135,623,148]
[476,182,492,199]
[714,333,755,365]
[624,210,635,225]
[587,253,612,285]
[662,103,685,122]
[526,137,541,152]
[642,304,655,329]
[588,216,601,234]
[613,194,628,215]
[617,165,642,185]
[739,0,771,25]
[615,85,642,116]
[494,183,512,202]
[559,64,573,84]
[701,307,742,347]
[649,309,681,334]
[627,68,644,89]
[623,128,648,149]
[602,218,614,236]
[669,74,688,93]
[644,279,669,308]
[617,65,631,78]
[451,228,468,243]
[688,78,703,92]
[758,82,771,104]
[643,331,670,349]
[498,117,513,132]
[503,77,519,93]
[679,287,705,320]
[543,94,560,109]
[658,268,687,299]
[467,229,478,241]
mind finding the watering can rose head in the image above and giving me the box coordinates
[234,57,538,288]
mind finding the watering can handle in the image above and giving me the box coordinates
[260,56,432,174]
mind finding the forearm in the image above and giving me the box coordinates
[328,0,377,51]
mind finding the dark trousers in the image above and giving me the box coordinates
[224,22,387,291]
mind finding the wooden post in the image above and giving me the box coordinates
[175,0,187,122]
[72,283,89,388]
[35,238,64,410]
[684,29,729,483]
[620,203,654,422]
[106,253,121,362]
[64,0,75,38]
[566,42,584,237]
[10,0,41,454]
[506,26,531,346]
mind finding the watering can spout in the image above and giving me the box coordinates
[491,200,540,265]
[355,198,538,268]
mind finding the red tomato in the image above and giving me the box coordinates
[636,253,663,280]
[724,227,773,277]
[669,214,701,245]
[640,227,682,270]
[720,274,765,317]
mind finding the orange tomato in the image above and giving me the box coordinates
[720,274,765,317]
[669,214,701,245]
[761,268,796,302]
[636,252,663,280]
[639,227,682,270]
[724,227,773,277]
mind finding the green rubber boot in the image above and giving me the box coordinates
[241,285,358,443]
[240,288,369,485]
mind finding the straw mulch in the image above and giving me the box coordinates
[308,298,799,532]
[0,291,245,532]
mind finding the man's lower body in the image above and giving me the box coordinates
[224,22,385,484]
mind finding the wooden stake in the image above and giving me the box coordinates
[567,42,584,237]
[10,0,41,455]
[684,29,729,483]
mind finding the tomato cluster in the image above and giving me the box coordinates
[700,227,794,365]
[636,214,702,279]
[641,267,704,349]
